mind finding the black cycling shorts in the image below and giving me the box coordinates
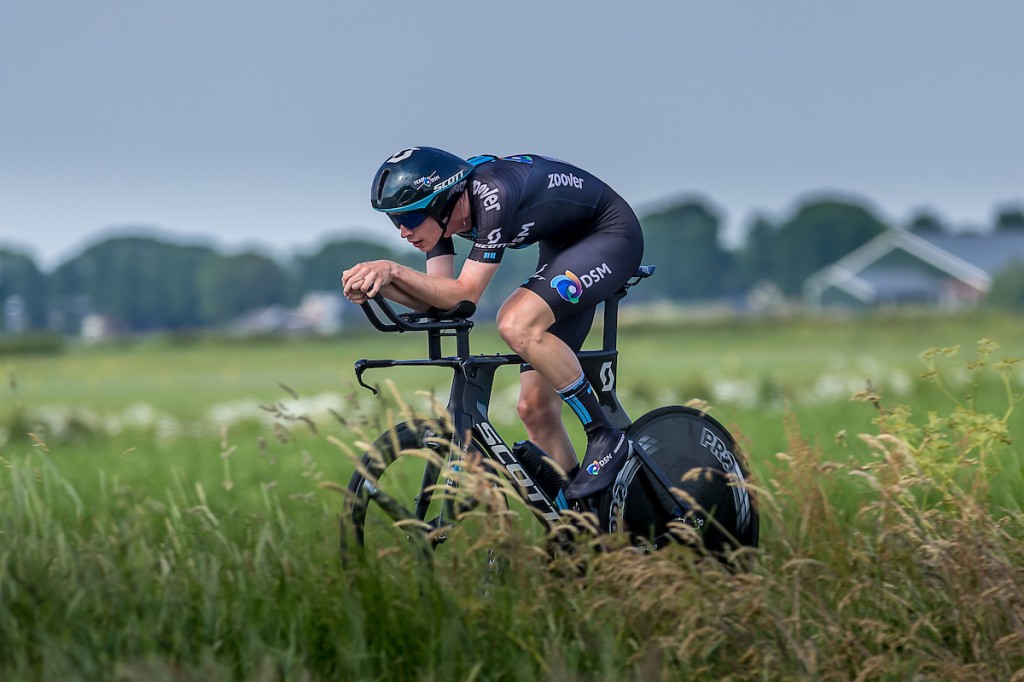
[521,216,643,359]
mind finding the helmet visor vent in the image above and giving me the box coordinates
[375,169,390,204]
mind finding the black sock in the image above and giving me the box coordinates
[557,373,612,435]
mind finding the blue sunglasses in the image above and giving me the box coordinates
[389,211,430,230]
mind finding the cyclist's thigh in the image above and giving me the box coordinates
[517,302,592,372]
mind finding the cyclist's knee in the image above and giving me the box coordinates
[497,308,542,355]
[497,293,553,355]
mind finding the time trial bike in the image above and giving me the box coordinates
[339,265,758,560]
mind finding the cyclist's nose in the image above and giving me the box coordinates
[399,226,414,238]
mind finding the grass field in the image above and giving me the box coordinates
[2,310,1023,680]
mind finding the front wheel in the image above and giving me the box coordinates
[339,421,511,564]
[340,422,451,562]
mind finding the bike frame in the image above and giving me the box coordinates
[353,267,677,536]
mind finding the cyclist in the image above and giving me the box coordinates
[341,147,644,499]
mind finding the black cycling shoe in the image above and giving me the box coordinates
[566,428,632,499]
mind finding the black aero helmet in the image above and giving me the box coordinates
[370,147,472,229]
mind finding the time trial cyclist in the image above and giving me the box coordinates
[341,147,644,500]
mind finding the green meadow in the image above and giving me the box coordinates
[2,310,1023,680]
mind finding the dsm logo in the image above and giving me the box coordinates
[551,271,583,303]
[550,263,612,304]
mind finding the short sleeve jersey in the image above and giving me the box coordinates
[426,155,612,263]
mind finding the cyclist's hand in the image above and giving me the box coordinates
[342,260,396,302]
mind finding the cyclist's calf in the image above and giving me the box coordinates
[517,379,561,429]
[517,372,579,474]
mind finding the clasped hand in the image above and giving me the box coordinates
[341,260,397,304]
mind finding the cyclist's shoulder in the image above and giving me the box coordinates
[467,154,534,181]
[466,154,605,220]
[469,153,595,194]
[465,155,531,216]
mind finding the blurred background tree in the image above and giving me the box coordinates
[987,260,1024,310]
[0,249,49,332]
[51,237,217,332]
[995,204,1024,232]
[196,251,289,325]
[639,197,733,301]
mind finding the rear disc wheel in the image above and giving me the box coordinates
[601,406,759,554]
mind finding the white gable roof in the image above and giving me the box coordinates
[804,229,995,303]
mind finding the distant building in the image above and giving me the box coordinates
[2,295,26,334]
[294,291,344,334]
[804,230,1024,310]
[81,314,116,343]
[230,291,344,335]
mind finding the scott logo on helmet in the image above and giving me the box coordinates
[548,172,584,189]
[433,170,466,192]
[387,148,418,163]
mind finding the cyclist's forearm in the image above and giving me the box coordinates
[378,280,433,311]
[390,265,477,309]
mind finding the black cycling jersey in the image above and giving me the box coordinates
[428,154,643,353]
[427,155,633,261]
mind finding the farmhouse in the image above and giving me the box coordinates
[804,230,1024,310]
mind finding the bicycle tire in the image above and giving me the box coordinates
[340,421,448,562]
[340,421,511,563]
[603,406,759,553]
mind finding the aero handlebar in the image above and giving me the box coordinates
[359,297,476,334]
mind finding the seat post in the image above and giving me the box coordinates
[602,290,625,352]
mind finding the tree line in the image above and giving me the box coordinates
[2,195,1023,335]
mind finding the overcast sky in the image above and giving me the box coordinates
[2,1,1022,268]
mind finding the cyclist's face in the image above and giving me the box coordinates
[392,212,442,252]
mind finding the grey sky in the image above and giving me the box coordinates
[2,1,1022,268]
